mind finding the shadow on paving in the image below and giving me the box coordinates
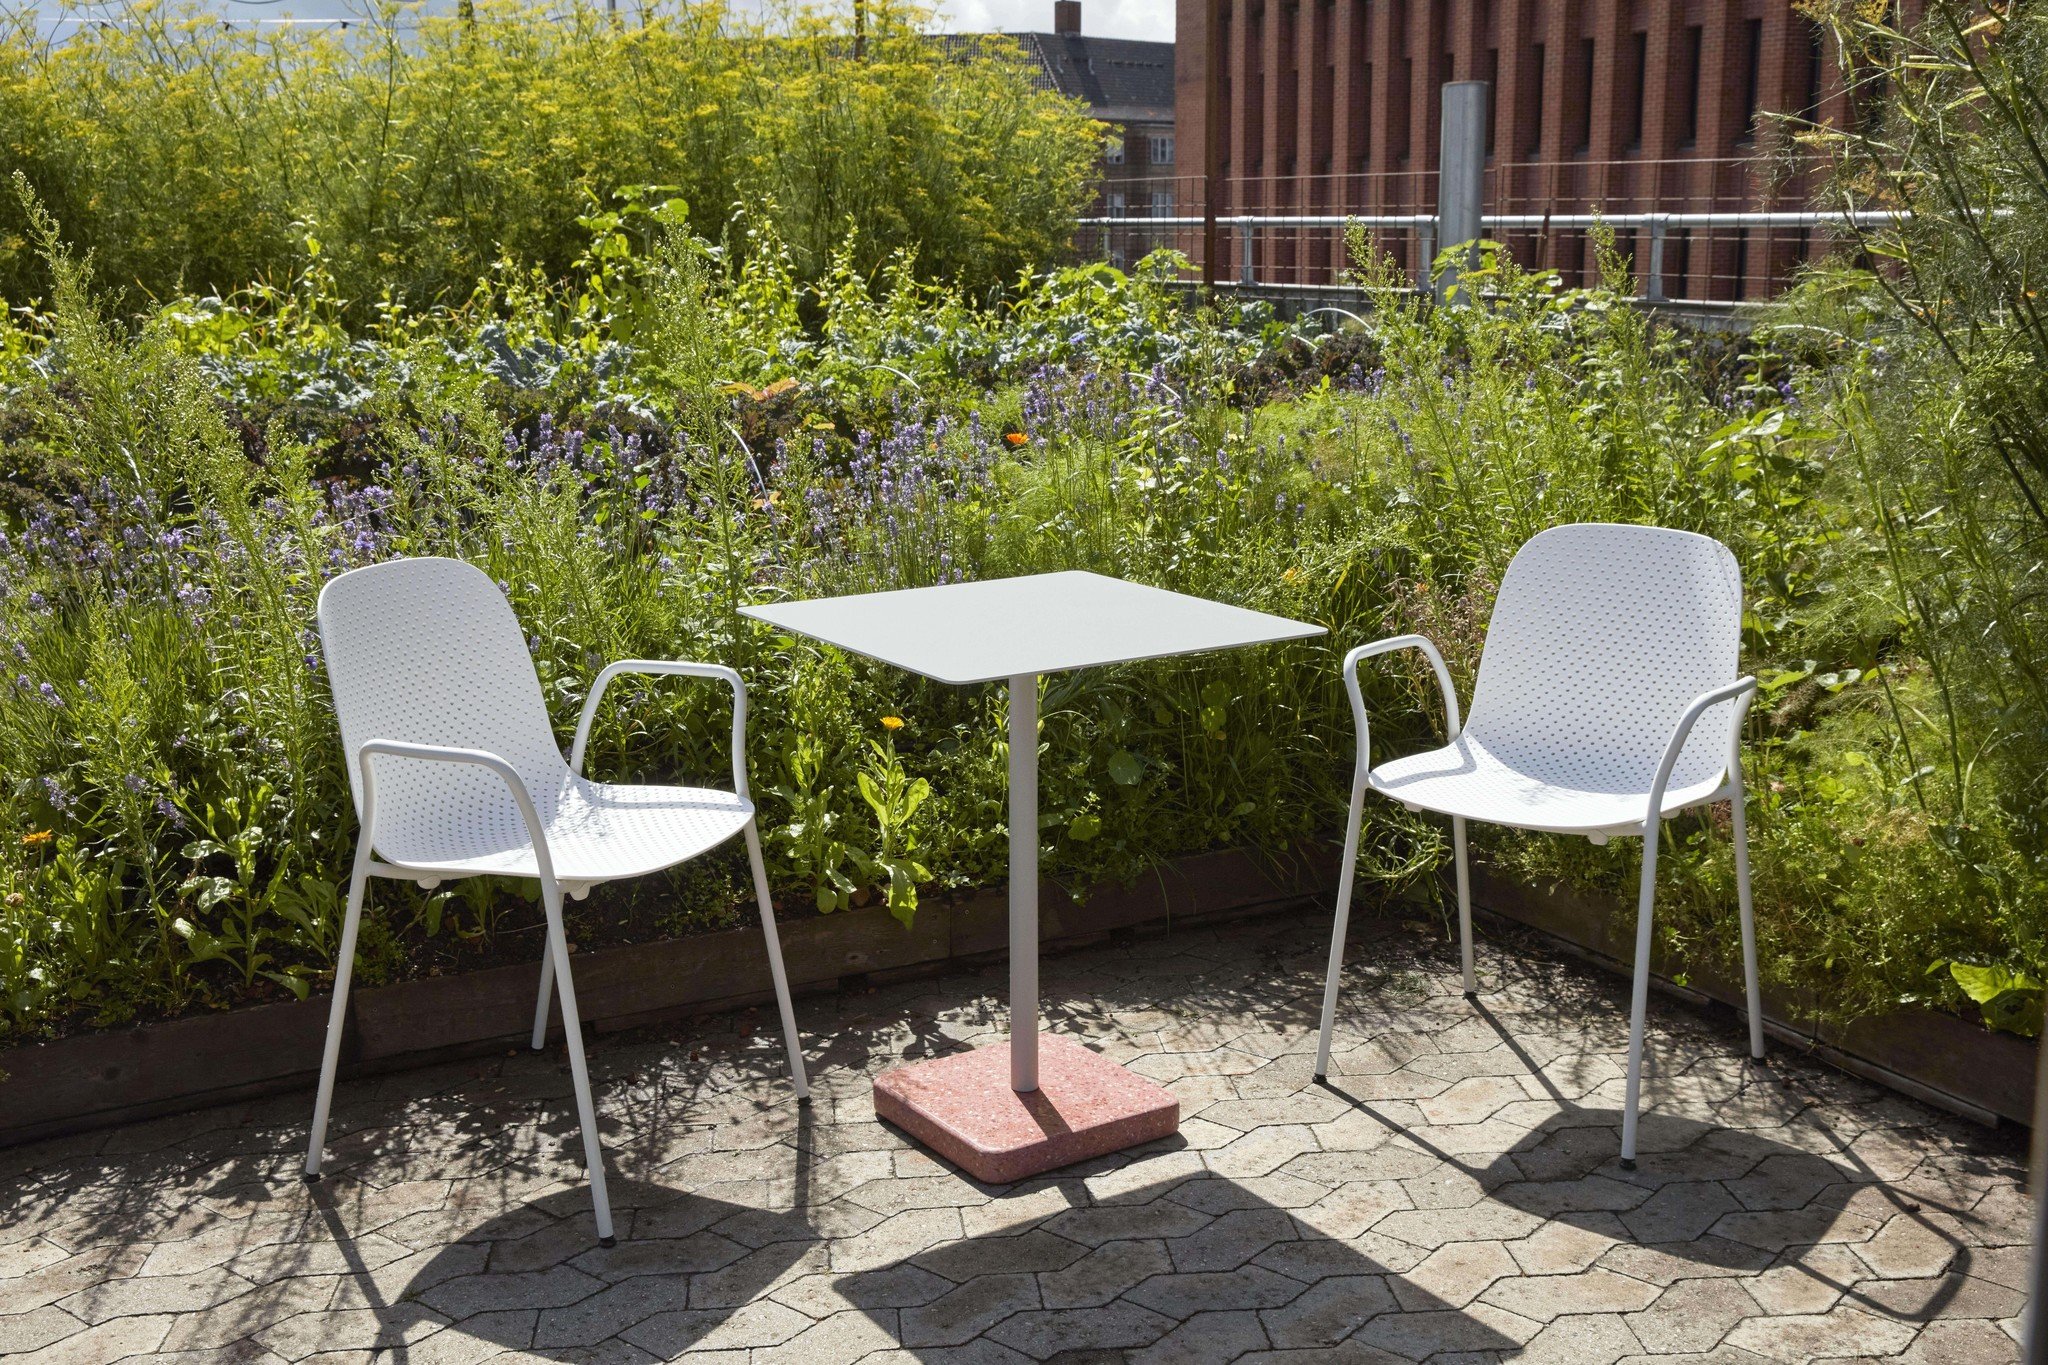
[395,1166,1529,1361]
[389,1179,819,1359]
[828,1166,1530,1360]
[1314,997,1979,1324]
[13,914,2004,1363]
[351,932,1991,1361]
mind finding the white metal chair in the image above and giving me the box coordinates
[303,557,809,1243]
[1313,523,1763,1168]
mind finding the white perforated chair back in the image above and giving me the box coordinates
[318,558,568,834]
[1465,524,1743,796]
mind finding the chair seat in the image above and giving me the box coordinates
[1369,734,1728,836]
[373,777,754,885]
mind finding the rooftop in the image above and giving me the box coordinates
[0,910,2027,1363]
[1007,31,1175,123]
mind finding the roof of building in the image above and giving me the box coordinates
[1006,32,1174,123]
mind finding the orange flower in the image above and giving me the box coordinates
[21,829,53,847]
[880,715,905,731]
[1003,431,1028,446]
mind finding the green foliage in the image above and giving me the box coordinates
[1757,0,2048,1032]
[1933,959,2043,1037]
[852,736,932,927]
[0,0,1100,309]
[0,91,2040,1055]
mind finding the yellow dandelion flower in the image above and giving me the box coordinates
[881,715,905,731]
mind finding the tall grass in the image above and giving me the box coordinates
[0,0,1099,309]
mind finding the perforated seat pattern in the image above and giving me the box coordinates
[1370,524,1744,832]
[318,557,749,884]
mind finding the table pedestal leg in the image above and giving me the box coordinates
[1009,672,1039,1092]
[869,673,1178,1183]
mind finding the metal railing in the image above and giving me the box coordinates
[1070,81,1873,307]
[1075,207,1901,304]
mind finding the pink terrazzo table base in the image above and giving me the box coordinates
[872,1034,1181,1184]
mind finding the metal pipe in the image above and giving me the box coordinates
[1436,81,1489,303]
[1008,673,1040,1093]
[1075,209,1913,230]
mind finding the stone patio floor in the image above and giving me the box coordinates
[0,907,2032,1364]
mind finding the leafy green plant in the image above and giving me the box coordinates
[850,734,933,927]
[1931,960,2043,1038]
[768,732,862,914]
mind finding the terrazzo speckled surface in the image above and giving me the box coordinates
[0,906,2030,1363]
[872,1034,1180,1184]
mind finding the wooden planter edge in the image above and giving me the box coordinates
[0,847,1328,1148]
[1,845,2032,1147]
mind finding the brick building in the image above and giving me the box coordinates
[1171,0,1915,298]
[1007,2,1178,263]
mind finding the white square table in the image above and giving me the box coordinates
[742,571,1324,1181]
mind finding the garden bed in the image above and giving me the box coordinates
[1,843,2032,1148]
[0,848,1330,1147]
[1470,870,2038,1128]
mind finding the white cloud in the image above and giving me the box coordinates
[926,0,1173,40]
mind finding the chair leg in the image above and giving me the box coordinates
[746,820,810,1100]
[305,840,374,1182]
[1452,815,1476,997]
[1314,765,1370,1080]
[1731,776,1765,1060]
[1620,822,1662,1170]
[541,878,615,1245]
[532,937,555,1051]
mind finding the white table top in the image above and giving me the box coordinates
[740,571,1326,685]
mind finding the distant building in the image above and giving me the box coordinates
[1007,3,1177,265]
[1173,0,1916,298]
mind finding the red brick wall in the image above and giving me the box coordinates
[1175,0,1912,297]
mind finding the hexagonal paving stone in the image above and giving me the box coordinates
[0,913,2026,1365]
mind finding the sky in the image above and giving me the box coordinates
[930,0,1170,40]
[24,0,1178,41]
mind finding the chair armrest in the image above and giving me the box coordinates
[569,660,749,794]
[1341,634,1463,775]
[1646,677,1759,825]
[355,739,556,884]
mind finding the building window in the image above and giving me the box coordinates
[1358,61,1374,168]
[1395,56,1412,161]
[1150,190,1174,217]
[1107,191,1128,218]
[1105,128,1126,165]
[1568,37,1595,153]
[1801,21,1826,120]
[1623,30,1647,151]
[1739,17,1764,142]
[1678,25,1703,148]
[1149,134,1175,166]
[1483,46,1498,155]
